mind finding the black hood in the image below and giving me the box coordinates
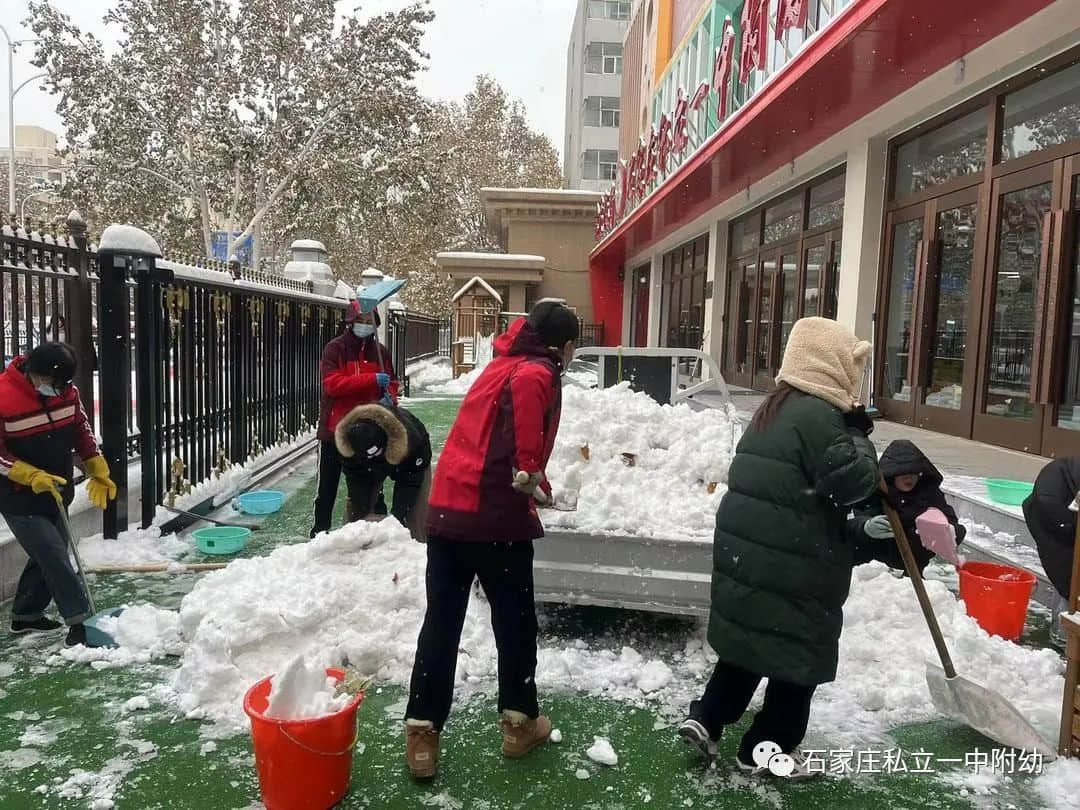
[878,440,943,488]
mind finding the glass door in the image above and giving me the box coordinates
[914,189,981,435]
[972,166,1056,453]
[753,255,778,390]
[876,206,925,424]
[724,259,758,388]
[1037,159,1080,457]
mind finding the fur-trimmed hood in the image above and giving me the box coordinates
[335,403,408,464]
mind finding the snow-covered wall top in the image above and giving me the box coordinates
[157,259,347,308]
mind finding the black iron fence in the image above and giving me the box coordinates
[2,214,349,536]
[404,311,451,361]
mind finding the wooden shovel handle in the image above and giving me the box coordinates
[879,478,957,679]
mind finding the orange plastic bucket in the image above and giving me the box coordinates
[958,561,1036,641]
[243,667,364,810]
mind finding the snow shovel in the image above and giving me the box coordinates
[52,495,121,649]
[880,497,1057,758]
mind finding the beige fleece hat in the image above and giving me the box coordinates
[775,317,872,413]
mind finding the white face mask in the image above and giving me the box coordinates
[36,384,60,398]
[352,324,376,339]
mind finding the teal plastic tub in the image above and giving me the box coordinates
[984,478,1034,506]
[233,490,285,515]
[193,526,250,555]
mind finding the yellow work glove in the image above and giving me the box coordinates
[9,460,67,502]
[84,455,117,511]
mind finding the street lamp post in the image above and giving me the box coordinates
[1,25,45,219]
[20,188,57,226]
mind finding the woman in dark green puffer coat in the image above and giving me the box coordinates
[679,317,886,779]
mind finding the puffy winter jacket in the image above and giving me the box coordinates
[317,330,399,442]
[1023,458,1080,599]
[708,389,880,686]
[426,318,562,542]
[0,358,101,514]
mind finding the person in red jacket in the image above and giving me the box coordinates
[312,301,399,537]
[403,299,579,780]
[1,343,117,647]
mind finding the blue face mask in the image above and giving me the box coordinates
[352,324,376,339]
[37,384,60,398]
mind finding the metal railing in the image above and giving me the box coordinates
[1,213,349,537]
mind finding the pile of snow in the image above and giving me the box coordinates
[542,383,741,541]
[79,526,192,568]
[427,365,482,396]
[165,520,684,734]
[405,356,453,391]
[54,604,183,669]
[265,654,350,721]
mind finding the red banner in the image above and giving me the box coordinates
[776,0,809,40]
[739,0,768,84]
[713,17,736,120]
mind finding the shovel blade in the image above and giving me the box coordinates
[925,661,1057,758]
[84,608,124,649]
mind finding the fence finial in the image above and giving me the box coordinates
[66,210,87,238]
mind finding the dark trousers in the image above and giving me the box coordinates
[311,440,386,537]
[691,659,816,761]
[406,537,539,730]
[3,511,91,625]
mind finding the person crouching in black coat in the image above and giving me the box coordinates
[334,403,432,540]
[1022,457,1080,648]
[871,440,965,574]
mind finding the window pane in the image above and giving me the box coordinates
[894,107,987,197]
[757,258,776,372]
[883,219,923,402]
[1001,61,1080,162]
[764,194,803,244]
[924,203,977,411]
[825,239,840,319]
[588,1,605,18]
[585,43,603,73]
[803,245,826,317]
[985,182,1053,420]
[808,173,845,229]
[730,215,760,255]
[779,254,797,357]
[583,150,599,179]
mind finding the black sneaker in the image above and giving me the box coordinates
[65,624,87,647]
[11,617,62,635]
[678,718,717,760]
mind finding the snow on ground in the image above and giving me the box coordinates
[426,365,482,395]
[542,383,740,541]
[405,356,453,390]
[945,475,1026,519]
[79,525,193,568]
[56,514,1073,802]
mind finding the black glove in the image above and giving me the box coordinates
[845,405,874,436]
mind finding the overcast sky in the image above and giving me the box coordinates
[2,0,578,156]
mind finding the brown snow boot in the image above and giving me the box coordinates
[499,710,552,758]
[404,719,439,779]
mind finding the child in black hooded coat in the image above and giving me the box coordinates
[874,439,966,573]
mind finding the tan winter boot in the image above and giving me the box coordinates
[404,719,439,779]
[499,710,552,758]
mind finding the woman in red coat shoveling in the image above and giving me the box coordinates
[403,300,579,780]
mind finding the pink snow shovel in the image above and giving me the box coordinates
[880,494,1057,758]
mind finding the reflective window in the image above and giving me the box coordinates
[1001,61,1080,162]
[894,108,987,197]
